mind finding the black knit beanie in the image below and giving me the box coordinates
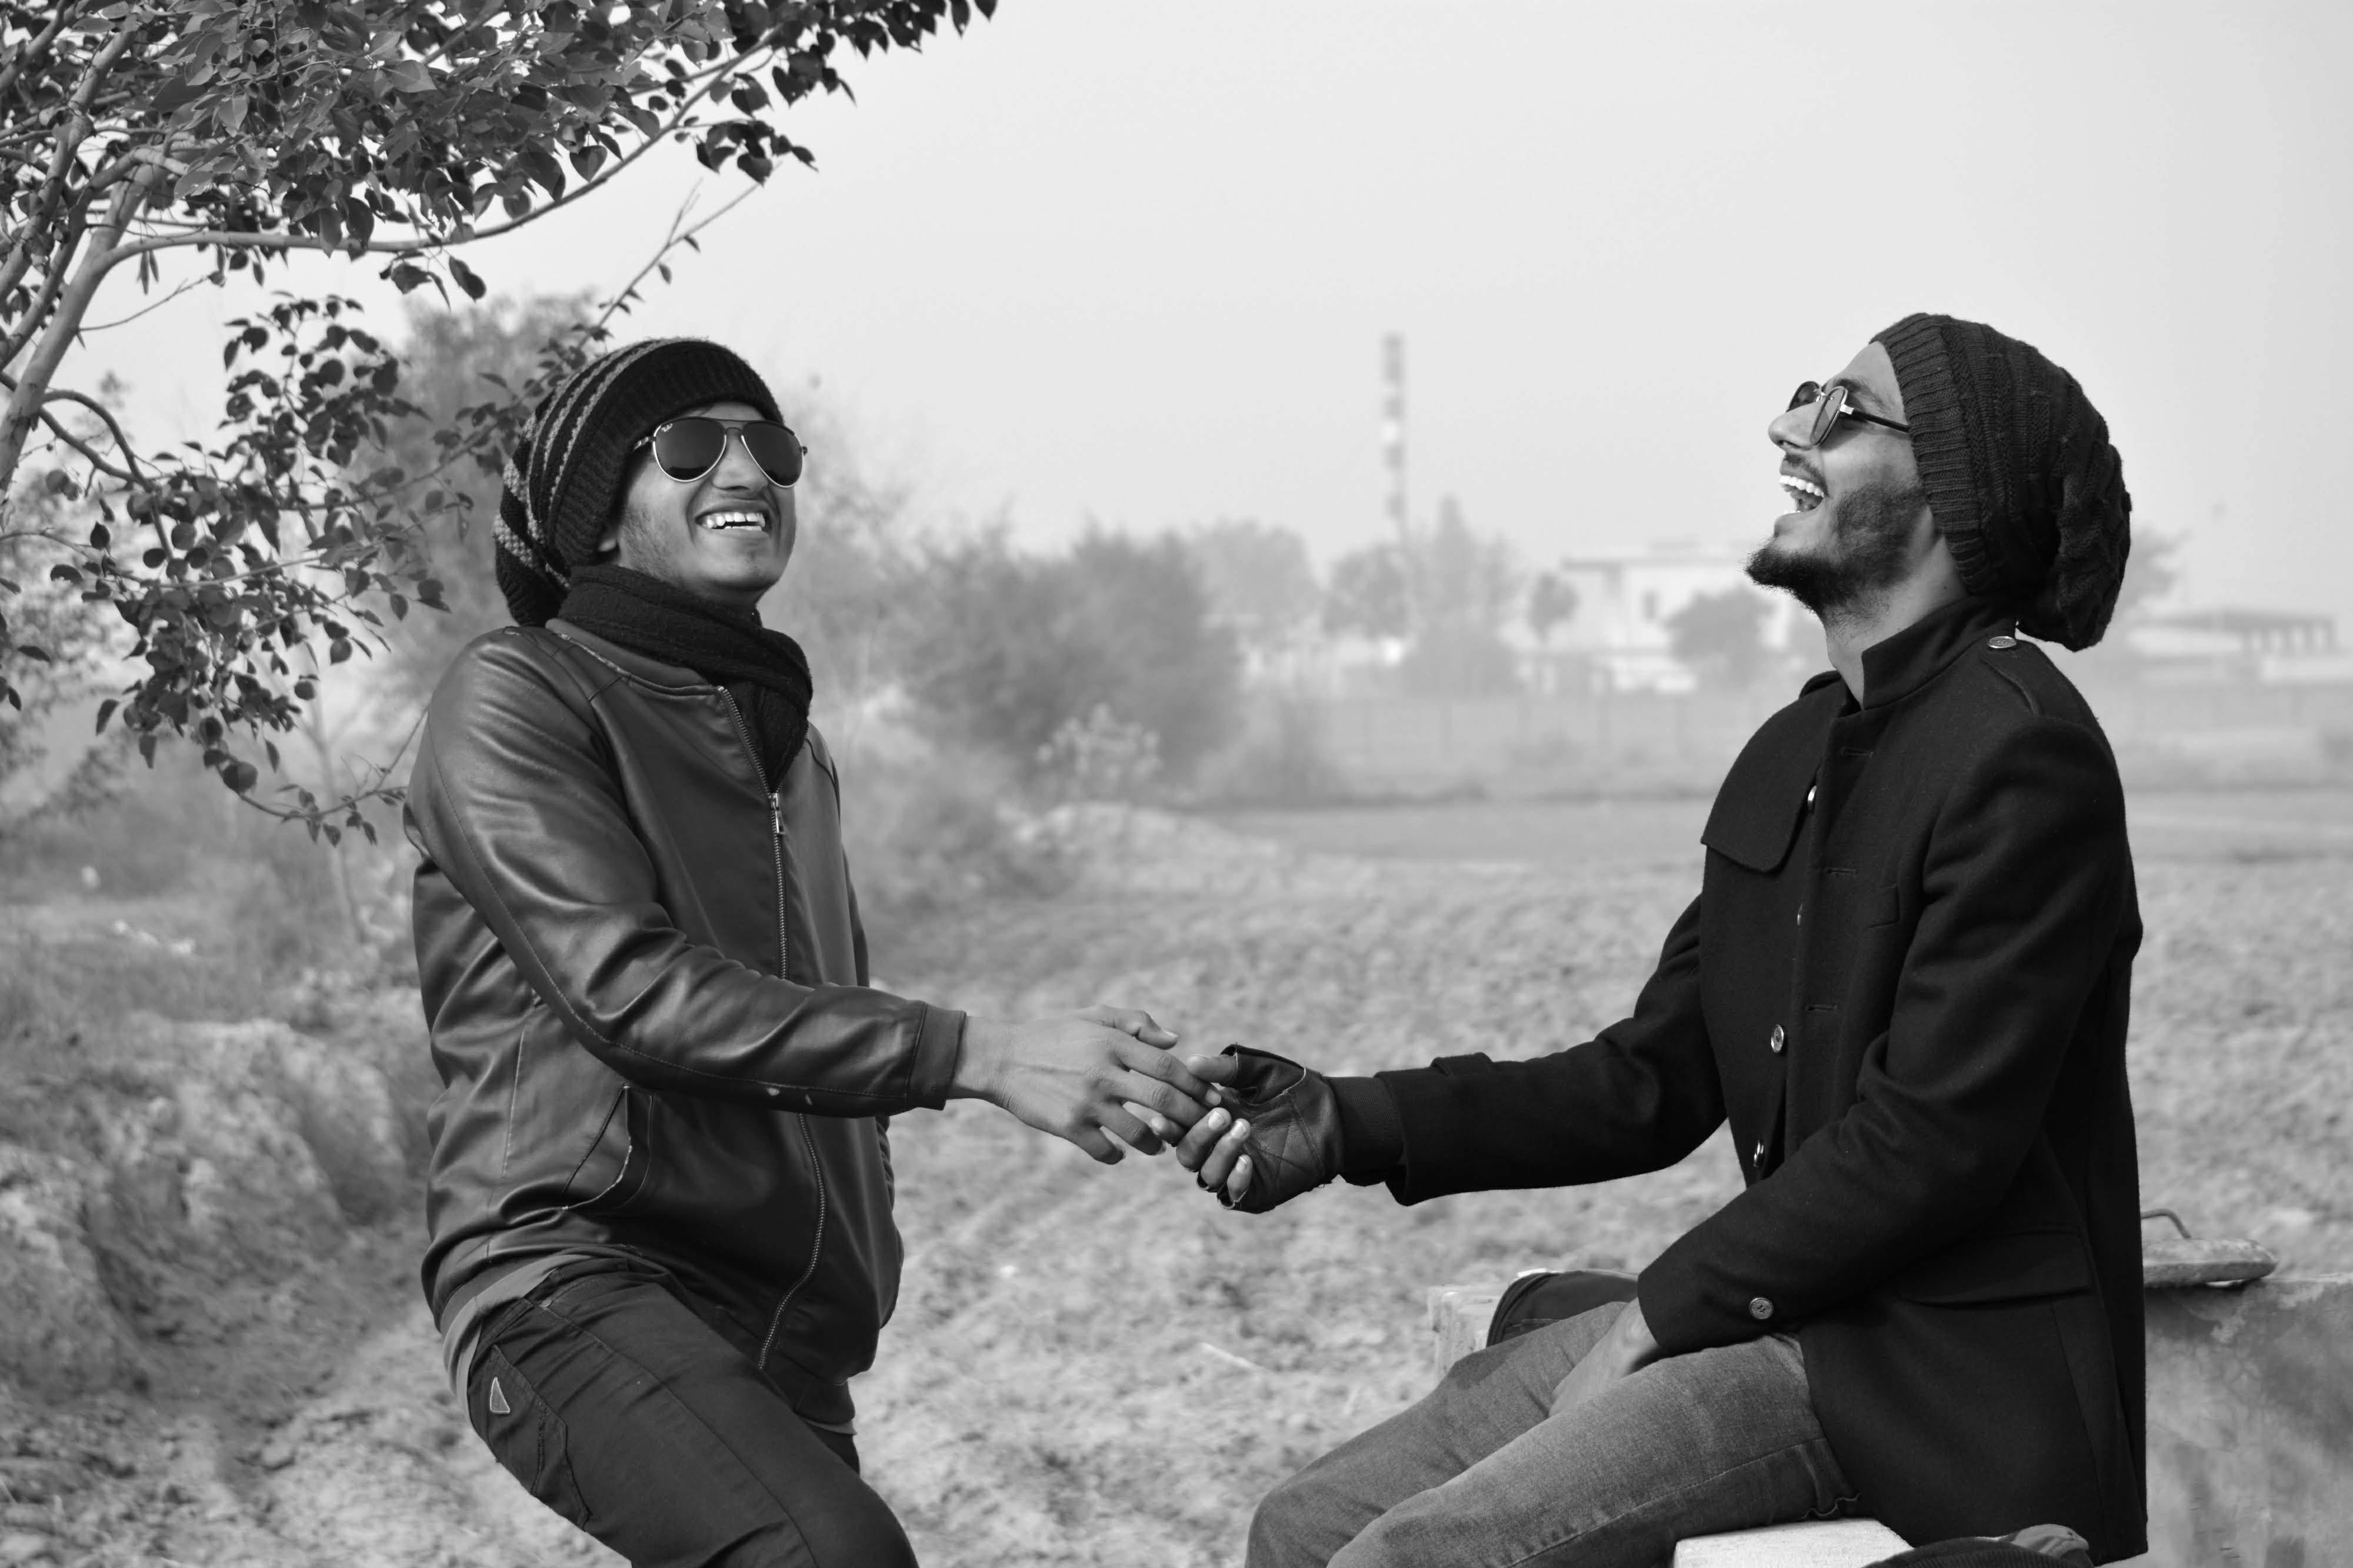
[1872,315,2131,650]
[494,339,783,628]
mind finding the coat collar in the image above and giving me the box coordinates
[1700,596,2015,872]
[1855,595,2016,710]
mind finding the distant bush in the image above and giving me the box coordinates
[833,732,1071,938]
[1195,696,1349,807]
[0,743,372,982]
[903,528,1241,784]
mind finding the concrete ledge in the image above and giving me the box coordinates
[2143,1275,2353,1566]
[1429,1275,2353,1568]
[1674,1519,1909,1566]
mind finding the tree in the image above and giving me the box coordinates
[0,484,114,819]
[1527,570,1578,645]
[1394,495,1519,698]
[1322,542,1409,642]
[373,292,597,714]
[1187,518,1319,661]
[0,0,997,832]
[904,528,1242,785]
[1665,585,1772,688]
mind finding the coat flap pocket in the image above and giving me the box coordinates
[1897,1227,2090,1305]
[1702,687,1839,873]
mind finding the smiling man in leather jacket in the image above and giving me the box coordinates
[1179,316,2145,1566]
[405,339,1215,1568]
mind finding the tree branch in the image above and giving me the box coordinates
[37,387,149,483]
[0,1,87,112]
[72,273,205,333]
[0,178,99,368]
[99,50,755,270]
[0,157,160,503]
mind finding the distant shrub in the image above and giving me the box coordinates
[1195,697,1348,807]
[835,735,1071,938]
[904,528,1241,785]
[1036,705,1162,804]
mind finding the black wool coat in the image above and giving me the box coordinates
[1372,597,2145,1559]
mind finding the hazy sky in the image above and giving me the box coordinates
[71,1,2353,627]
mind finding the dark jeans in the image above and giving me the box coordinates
[1249,1303,1857,1568]
[465,1263,915,1568]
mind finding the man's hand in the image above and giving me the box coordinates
[1170,1046,1343,1213]
[1549,1298,1663,1414]
[950,1006,1212,1163]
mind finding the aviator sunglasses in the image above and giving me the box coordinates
[1786,381,1910,449]
[635,416,808,487]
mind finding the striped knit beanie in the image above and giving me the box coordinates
[1872,315,2131,650]
[494,338,782,627]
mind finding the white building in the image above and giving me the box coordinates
[1518,540,1803,693]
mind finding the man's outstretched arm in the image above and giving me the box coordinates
[1172,895,1728,1203]
[412,634,1212,1154]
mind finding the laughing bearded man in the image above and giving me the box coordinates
[1180,315,2145,1566]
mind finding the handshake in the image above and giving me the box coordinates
[948,1006,1345,1213]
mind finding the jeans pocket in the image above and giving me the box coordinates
[469,1345,588,1525]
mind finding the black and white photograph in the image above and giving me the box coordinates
[1,3,2347,1565]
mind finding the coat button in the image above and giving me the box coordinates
[1769,1025,1785,1055]
[1749,1296,1774,1321]
[1987,634,2018,650]
[1751,1139,1765,1166]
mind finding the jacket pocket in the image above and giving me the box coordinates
[1896,1226,2091,1305]
[1862,883,1901,928]
[562,1086,650,1213]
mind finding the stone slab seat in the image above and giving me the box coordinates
[1672,1518,1911,1566]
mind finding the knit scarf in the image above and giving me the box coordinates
[559,563,813,789]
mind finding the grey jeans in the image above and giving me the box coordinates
[1248,1303,1858,1568]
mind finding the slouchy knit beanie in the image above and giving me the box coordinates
[493,338,783,628]
[1872,315,2131,650]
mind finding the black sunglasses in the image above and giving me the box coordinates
[635,416,806,487]
[1787,381,1910,448]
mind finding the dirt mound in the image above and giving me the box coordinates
[0,1016,412,1390]
[0,1146,144,1396]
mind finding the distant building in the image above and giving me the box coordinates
[1516,540,1801,694]
[2125,609,2349,683]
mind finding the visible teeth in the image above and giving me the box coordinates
[699,510,766,531]
[1780,475,1825,511]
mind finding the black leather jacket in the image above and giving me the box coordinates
[406,620,964,1413]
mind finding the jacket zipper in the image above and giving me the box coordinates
[717,689,829,1375]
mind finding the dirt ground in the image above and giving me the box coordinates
[2,790,2346,1567]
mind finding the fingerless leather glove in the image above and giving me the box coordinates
[1212,1044,1345,1213]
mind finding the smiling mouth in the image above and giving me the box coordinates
[1779,473,1825,512]
[697,508,770,533]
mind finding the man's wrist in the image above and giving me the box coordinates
[1330,1074,1405,1179]
[947,1016,1006,1102]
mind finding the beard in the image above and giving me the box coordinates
[1746,471,1927,625]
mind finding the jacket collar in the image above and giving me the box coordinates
[1854,595,2016,710]
[546,618,711,692]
